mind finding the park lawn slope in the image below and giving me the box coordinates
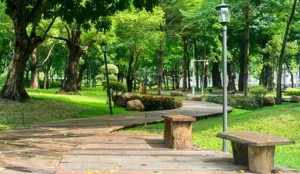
[27,87,137,117]
[123,103,300,170]
[0,87,135,131]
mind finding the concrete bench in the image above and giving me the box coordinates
[162,115,196,149]
[217,131,295,174]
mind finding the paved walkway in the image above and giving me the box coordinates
[0,101,296,174]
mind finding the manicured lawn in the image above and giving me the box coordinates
[123,103,300,169]
[0,87,136,131]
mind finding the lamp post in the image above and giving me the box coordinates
[216,0,230,152]
[191,59,209,95]
[101,42,113,116]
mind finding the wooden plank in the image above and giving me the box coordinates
[66,150,229,156]
[59,155,245,170]
[217,131,295,146]
[162,115,196,122]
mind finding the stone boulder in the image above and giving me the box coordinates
[263,96,275,106]
[114,93,137,107]
[127,100,144,111]
[170,91,186,96]
[290,95,300,103]
[186,94,202,101]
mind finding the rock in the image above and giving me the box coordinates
[290,96,300,103]
[263,97,275,106]
[170,91,186,96]
[127,100,144,111]
[114,93,138,107]
[186,94,202,101]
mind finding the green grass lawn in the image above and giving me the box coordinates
[123,103,300,169]
[0,87,136,131]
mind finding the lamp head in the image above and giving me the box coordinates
[216,3,231,25]
[101,42,107,53]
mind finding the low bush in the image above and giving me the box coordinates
[249,86,268,108]
[206,95,260,110]
[127,94,183,111]
[285,88,300,96]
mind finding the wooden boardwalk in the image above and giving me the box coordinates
[57,133,249,174]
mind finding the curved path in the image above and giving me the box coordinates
[0,101,291,174]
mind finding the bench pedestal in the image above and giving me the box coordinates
[162,115,196,149]
[248,146,275,174]
[232,142,248,165]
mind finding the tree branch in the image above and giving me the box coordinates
[65,25,71,40]
[82,40,96,52]
[49,36,68,42]
[37,39,57,67]
[42,15,58,39]
[30,0,49,37]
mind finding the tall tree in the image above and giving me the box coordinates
[0,0,58,100]
[0,0,159,100]
[276,0,298,104]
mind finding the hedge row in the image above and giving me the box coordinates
[128,94,183,111]
[285,88,300,96]
[206,95,260,110]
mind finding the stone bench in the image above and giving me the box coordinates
[217,131,295,174]
[162,115,196,150]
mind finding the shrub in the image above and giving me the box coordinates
[109,75,118,82]
[125,94,183,111]
[285,88,300,96]
[249,86,268,108]
[206,95,260,110]
[100,64,119,74]
[104,82,127,107]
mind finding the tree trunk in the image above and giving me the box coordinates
[30,49,39,89]
[172,67,175,90]
[182,37,187,92]
[25,70,30,88]
[212,61,222,89]
[228,63,237,91]
[166,70,169,90]
[276,0,297,104]
[1,45,30,100]
[244,18,250,97]
[187,49,191,90]
[194,40,199,91]
[77,60,88,90]
[63,28,82,93]
[127,53,134,92]
[204,62,208,88]
[44,64,49,89]
[175,61,180,89]
[239,44,245,92]
[157,37,164,95]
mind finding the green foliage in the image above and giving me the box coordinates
[206,95,260,110]
[100,64,119,75]
[108,75,118,82]
[285,88,300,96]
[249,86,268,108]
[127,95,183,111]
